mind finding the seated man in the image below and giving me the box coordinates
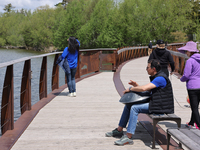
[106,59,174,146]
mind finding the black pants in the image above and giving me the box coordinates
[188,89,200,128]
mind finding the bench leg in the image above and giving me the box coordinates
[167,132,171,150]
[175,119,182,148]
[175,119,181,128]
[152,120,157,149]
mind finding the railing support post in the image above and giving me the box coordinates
[76,51,81,79]
[39,56,47,100]
[1,65,14,134]
[52,54,59,90]
[20,59,31,114]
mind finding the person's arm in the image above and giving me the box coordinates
[76,39,80,46]
[180,60,192,82]
[124,83,156,94]
[61,47,68,59]
[124,76,167,94]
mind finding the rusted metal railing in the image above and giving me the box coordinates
[0,44,186,136]
[0,49,118,135]
[167,43,188,75]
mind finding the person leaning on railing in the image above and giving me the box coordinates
[105,59,174,146]
[61,36,80,97]
[177,41,200,130]
[148,39,175,77]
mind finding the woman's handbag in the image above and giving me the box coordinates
[56,55,71,74]
[119,91,151,105]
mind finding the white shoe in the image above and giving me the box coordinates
[73,92,76,97]
[68,93,73,97]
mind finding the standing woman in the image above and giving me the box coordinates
[61,36,80,97]
[178,41,200,129]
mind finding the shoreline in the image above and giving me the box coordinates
[0,45,59,53]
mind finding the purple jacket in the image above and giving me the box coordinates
[180,53,200,89]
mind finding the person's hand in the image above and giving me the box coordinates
[123,88,130,94]
[177,75,182,79]
[67,38,69,41]
[128,80,138,87]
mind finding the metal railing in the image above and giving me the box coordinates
[0,44,185,136]
[167,43,187,75]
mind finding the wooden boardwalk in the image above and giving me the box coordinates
[11,56,190,150]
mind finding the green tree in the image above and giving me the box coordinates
[54,0,90,49]
[0,13,10,45]
[3,3,15,13]
[27,5,55,50]
[0,0,196,50]
[6,12,25,46]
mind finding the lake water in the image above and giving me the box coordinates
[0,48,66,135]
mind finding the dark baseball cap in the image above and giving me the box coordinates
[156,39,164,44]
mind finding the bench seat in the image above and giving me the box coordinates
[167,128,200,150]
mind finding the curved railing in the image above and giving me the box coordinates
[167,43,188,75]
[0,48,118,135]
[116,43,186,75]
[0,44,185,136]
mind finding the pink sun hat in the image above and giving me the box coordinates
[177,41,199,54]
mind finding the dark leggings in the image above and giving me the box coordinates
[188,89,200,128]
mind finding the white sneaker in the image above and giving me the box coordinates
[68,93,73,97]
[73,92,76,97]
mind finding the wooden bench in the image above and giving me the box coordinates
[148,114,181,149]
[167,128,200,150]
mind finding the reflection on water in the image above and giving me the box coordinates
[0,48,65,136]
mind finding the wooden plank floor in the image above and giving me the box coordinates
[11,56,191,150]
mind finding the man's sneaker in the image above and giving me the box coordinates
[114,135,133,146]
[105,128,123,137]
[73,92,76,97]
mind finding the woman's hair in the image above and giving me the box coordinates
[148,59,161,72]
[68,36,79,54]
[190,52,197,56]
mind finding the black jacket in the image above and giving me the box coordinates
[149,71,174,114]
[148,48,175,72]
[148,42,152,49]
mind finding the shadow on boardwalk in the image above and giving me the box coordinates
[11,56,189,150]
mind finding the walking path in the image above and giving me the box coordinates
[11,56,190,150]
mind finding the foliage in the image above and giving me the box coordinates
[3,3,15,13]
[170,31,187,43]
[54,0,92,49]
[0,0,198,50]
[190,0,200,41]
[0,37,6,46]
